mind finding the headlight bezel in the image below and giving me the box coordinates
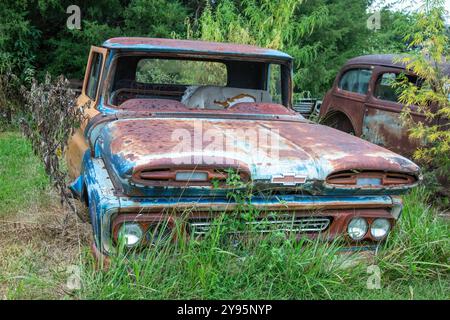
[113,215,176,249]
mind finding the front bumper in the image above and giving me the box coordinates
[83,158,403,256]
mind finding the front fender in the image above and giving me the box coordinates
[83,154,120,255]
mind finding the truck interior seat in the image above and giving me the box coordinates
[181,85,272,109]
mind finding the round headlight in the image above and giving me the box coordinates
[118,222,143,247]
[146,224,172,246]
[347,217,368,240]
[370,218,390,240]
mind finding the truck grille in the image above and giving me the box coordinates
[189,216,331,237]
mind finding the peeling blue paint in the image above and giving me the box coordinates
[69,175,83,198]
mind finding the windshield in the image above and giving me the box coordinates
[106,55,289,111]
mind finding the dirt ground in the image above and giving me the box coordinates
[0,191,92,299]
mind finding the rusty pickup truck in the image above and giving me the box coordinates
[66,38,420,259]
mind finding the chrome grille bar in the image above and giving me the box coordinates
[189,216,331,237]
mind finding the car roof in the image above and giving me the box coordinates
[345,54,410,69]
[345,54,450,74]
[102,37,292,61]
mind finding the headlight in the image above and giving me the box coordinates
[118,222,143,247]
[347,217,368,240]
[146,224,172,246]
[370,218,391,240]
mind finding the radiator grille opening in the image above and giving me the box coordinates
[132,167,250,186]
[188,216,332,238]
[326,171,417,186]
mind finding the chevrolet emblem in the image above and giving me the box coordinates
[271,173,307,186]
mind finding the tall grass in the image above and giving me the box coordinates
[0,132,49,216]
[81,185,450,299]
[2,132,447,299]
[82,232,360,299]
[80,187,449,300]
[377,188,449,279]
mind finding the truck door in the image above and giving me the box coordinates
[66,46,108,179]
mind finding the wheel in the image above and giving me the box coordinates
[321,112,355,135]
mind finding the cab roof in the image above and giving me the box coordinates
[102,37,292,61]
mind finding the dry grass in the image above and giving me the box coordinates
[0,131,91,299]
[0,190,91,299]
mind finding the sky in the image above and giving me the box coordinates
[370,0,450,22]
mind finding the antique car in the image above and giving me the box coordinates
[66,38,420,260]
[319,54,449,157]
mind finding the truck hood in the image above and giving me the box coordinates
[97,116,420,195]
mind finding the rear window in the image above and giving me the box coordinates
[338,68,372,95]
[136,59,227,86]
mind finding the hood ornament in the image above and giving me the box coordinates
[271,173,307,186]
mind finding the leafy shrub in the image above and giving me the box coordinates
[395,1,450,200]
[20,74,88,215]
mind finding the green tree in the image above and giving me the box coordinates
[191,0,415,97]
[45,22,122,79]
[293,0,370,96]
[365,9,415,53]
[190,0,330,96]
[0,0,40,80]
[124,0,189,38]
[395,0,450,198]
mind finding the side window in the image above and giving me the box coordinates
[338,68,372,95]
[374,72,419,103]
[86,52,103,99]
[374,73,398,102]
[268,64,282,104]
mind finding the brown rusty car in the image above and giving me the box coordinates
[66,40,421,259]
[319,54,449,157]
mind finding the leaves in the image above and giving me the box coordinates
[19,74,89,215]
[393,1,450,197]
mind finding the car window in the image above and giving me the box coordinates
[374,72,419,103]
[374,73,398,102]
[338,68,372,95]
[268,64,282,104]
[136,59,227,86]
[86,52,103,99]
